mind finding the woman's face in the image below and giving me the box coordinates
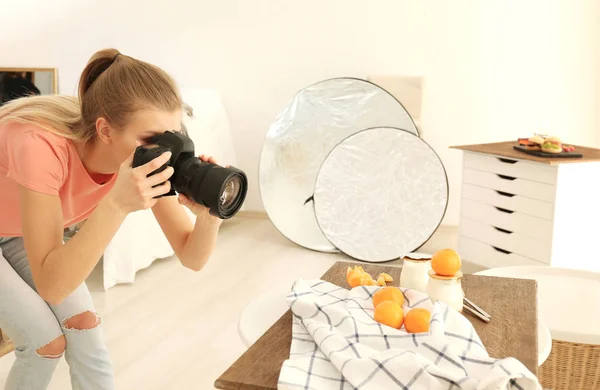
[107,108,183,170]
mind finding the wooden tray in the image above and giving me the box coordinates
[214,261,538,389]
[513,145,583,158]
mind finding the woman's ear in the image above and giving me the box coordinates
[95,117,113,144]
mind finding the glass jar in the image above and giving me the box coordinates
[426,270,464,312]
[399,255,431,292]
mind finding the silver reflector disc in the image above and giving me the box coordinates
[259,78,418,252]
[314,127,448,262]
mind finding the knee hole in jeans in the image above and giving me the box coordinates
[36,334,66,359]
[63,310,101,331]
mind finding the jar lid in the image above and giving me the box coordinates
[403,255,432,263]
[428,269,463,280]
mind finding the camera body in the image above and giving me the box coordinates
[132,131,247,219]
[132,130,193,197]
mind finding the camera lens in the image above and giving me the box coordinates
[133,130,248,219]
[221,177,241,209]
[173,157,248,219]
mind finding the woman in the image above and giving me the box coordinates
[0,49,222,389]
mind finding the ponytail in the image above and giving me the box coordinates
[0,95,82,140]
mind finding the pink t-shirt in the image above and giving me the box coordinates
[0,122,117,237]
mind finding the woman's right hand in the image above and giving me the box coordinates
[105,151,174,214]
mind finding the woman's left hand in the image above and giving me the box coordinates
[198,154,217,164]
[177,154,224,224]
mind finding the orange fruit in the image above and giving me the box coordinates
[347,265,384,287]
[347,265,374,287]
[431,249,461,276]
[346,266,363,283]
[346,266,354,282]
[373,286,405,308]
[361,274,378,286]
[374,301,404,329]
[348,272,364,288]
[404,308,431,334]
[346,266,361,287]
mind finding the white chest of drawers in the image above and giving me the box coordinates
[451,142,600,273]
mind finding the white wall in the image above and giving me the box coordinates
[421,0,600,225]
[3,0,600,226]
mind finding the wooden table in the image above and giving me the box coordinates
[215,261,538,389]
[450,141,600,165]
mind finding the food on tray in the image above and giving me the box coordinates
[379,272,393,283]
[346,266,394,288]
[517,135,579,155]
[347,265,363,280]
[346,267,363,288]
[404,308,431,334]
[373,286,405,308]
[346,265,369,287]
[431,248,462,277]
[375,272,393,286]
[518,136,542,151]
[374,301,404,329]
[526,135,544,151]
[541,136,562,154]
[362,274,378,286]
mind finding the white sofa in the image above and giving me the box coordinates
[100,87,238,290]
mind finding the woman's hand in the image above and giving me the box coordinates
[177,154,224,224]
[105,150,174,215]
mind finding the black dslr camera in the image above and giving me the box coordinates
[132,131,248,219]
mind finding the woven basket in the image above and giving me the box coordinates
[538,339,600,390]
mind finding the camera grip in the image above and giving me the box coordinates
[132,145,176,198]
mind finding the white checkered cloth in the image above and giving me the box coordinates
[278,279,542,390]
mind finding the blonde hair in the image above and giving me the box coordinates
[0,48,182,143]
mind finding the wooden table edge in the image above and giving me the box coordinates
[214,378,277,390]
[214,307,293,389]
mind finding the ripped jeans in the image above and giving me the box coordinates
[0,236,114,389]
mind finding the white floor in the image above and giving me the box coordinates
[0,216,479,389]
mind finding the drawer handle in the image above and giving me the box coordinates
[497,174,517,181]
[494,206,515,214]
[493,226,513,234]
[497,157,517,164]
[495,190,515,198]
[492,246,512,255]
